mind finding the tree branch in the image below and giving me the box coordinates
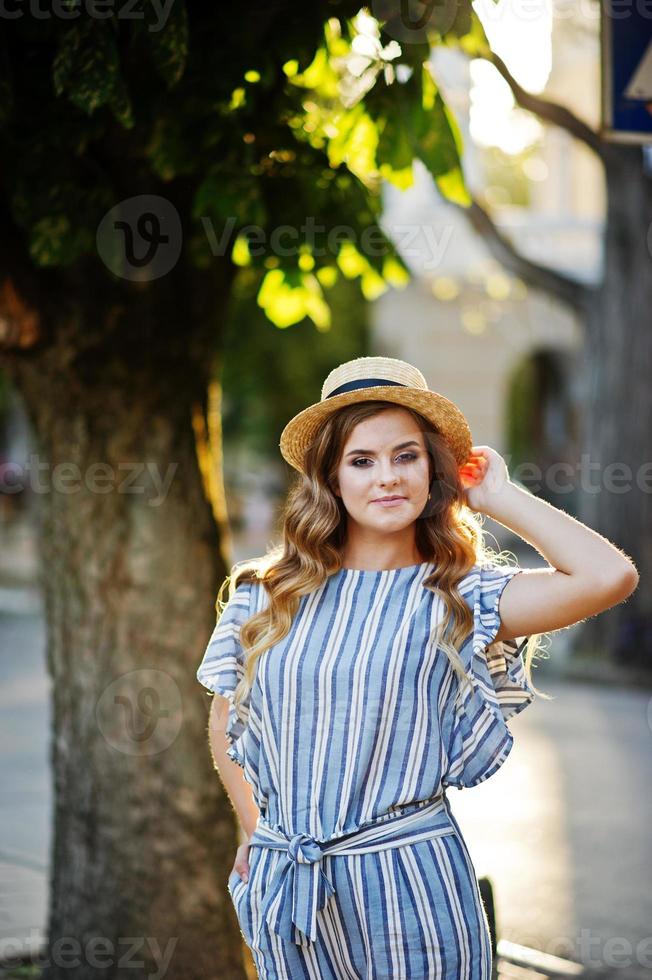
[450,196,596,313]
[445,42,606,311]
[487,50,608,162]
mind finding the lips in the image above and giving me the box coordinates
[372,496,406,507]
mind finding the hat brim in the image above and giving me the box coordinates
[279,386,473,474]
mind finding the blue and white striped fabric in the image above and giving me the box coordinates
[197,561,534,978]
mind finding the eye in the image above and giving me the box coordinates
[351,452,418,467]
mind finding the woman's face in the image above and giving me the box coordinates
[333,408,432,534]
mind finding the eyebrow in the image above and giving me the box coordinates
[345,440,421,457]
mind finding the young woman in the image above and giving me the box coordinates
[196,356,638,979]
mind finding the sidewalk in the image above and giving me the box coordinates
[0,509,50,972]
[496,942,652,980]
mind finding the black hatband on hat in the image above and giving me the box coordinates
[326,378,407,399]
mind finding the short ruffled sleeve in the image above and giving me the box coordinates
[443,563,535,790]
[196,580,253,768]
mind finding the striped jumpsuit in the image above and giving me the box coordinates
[196,561,534,979]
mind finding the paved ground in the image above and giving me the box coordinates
[0,594,49,963]
[449,662,652,974]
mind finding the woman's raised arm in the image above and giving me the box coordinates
[460,446,640,642]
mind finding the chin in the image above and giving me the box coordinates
[372,515,415,528]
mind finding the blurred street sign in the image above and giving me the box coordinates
[601,7,652,143]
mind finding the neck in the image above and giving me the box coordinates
[340,535,424,572]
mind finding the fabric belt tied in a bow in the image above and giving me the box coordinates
[248,794,456,946]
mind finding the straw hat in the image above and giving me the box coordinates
[279,356,473,474]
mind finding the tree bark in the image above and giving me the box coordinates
[1,256,249,978]
[576,145,652,666]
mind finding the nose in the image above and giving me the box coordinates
[378,459,400,486]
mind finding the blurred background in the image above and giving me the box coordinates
[1,3,651,979]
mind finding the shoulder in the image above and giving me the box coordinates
[226,576,267,615]
[455,562,522,603]
[221,578,254,608]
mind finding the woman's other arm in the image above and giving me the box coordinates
[460,447,640,642]
[208,695,260,840]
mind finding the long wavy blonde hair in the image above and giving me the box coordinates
[220,400,550,713]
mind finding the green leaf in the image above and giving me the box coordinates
[29,213,91,266]
[289,45,339,98]
[379,162,413,189]
[52,22,134,128]
[316,265,339,288]
[413,90,460,177]
[257,268,332,329]
[448,11,492,56]
[192,175,266,228]
[435,166,472,206]
[232,235,251,267]
[360,267,387,300]
[325,105,379,184]
[382,255,410,288]
[130,0,189,89]
[370,65,467,195]
[336,240,388,301]
[302,273,332,329]
[337,241,367,278]
[377,111,415,187]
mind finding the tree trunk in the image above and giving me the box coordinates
[576,144,652,667]
[2,258,249,978]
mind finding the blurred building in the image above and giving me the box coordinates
[373,2,603,515]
